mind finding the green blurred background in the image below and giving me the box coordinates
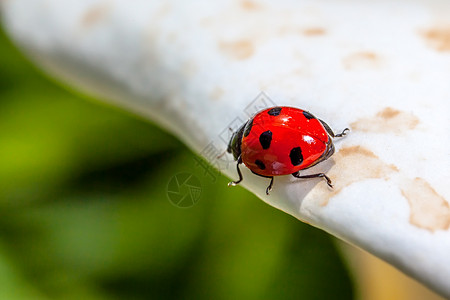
[0,26,353,299]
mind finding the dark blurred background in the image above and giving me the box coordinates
[0,26,353,299]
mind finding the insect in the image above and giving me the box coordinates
[227,106,349,195]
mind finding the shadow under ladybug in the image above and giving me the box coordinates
[227,106,349,195]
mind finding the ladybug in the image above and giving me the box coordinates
[227,106,349,195]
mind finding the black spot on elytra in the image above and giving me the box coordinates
[255,159,266,170]
[268,107,282,116]
[243,119,253,137]
[289,147,303,166]
[303,111,315,120]
[259,130,272,149]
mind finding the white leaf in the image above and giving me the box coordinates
[2,0,450,297]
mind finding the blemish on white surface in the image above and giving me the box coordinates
[301,27,326,37]
[80,2,112,30]
[351,107,420,134]
[209,87,225,101]
[239,0,263,11]
[421,27,450,52]
[1,0,450,297]
[219,40,255,60]
[401,177,450,232]
[316,145,399,206]
[342,51,381,70]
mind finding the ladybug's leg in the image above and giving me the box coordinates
[228,156,243,187]
[292,171,333,188]
[334,128,350,138]
[266,177,274,195]
[319,120,350,138]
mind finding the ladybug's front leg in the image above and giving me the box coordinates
[228,156,243,187]
[319,120,350,138]
[266,177,274,195]
[292,171,333,188]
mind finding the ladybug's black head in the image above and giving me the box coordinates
[227,121,247,161]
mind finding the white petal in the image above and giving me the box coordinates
[2,0,450,297]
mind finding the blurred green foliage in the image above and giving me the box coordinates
[0,26,354,299]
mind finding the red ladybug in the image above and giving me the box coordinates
[227,106,349,195]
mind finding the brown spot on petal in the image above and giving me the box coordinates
[343,51,380,70]
[339,145,377,158]
[81,2,112,29]
[422,28,450,52]
[378,107,400,119]
[303,28,326,36]
[181,61,198,76]
[351,107,419,134]
[209,87,225,101]
[334,146,398,183]
[219,40,255,60]
[388,164,400,172]
[401,178,450,232]
[318,146,398,206]
[240,0,262,10]
[155,3,172,18]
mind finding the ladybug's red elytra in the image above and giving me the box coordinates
[227,106,349,195]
